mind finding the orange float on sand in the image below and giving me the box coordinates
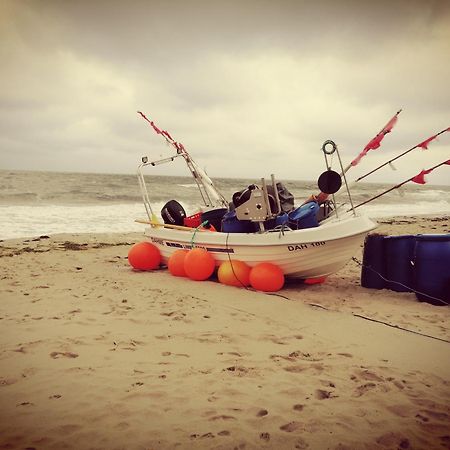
[249,262,284,292]
[218,260,251,287]
[168,249,188,277]
[128,242,161,271]
[184,248,216,281]
[304,276,327,285]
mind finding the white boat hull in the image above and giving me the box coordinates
[144,214,377,279]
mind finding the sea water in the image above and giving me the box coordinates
[0,169,449,240]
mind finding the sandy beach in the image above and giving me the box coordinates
[1,215,449,450]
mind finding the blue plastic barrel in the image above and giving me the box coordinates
[264,212,289,230]
[276,212,288,227]
[287,202,319,230]
[361,234,386,289]
[413,234,450,306]
[384,235,416,292]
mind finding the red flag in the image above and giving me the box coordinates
[411,169,432,184]
[381,113,399,134]
[446,160,450,165]
[417,133,438,150]
[351,111,401,166]
[162,130,174,141]
[150,121,162,134]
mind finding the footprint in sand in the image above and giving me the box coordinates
[283,363,325,374]
[200,432,215,439]
[315,389,336,400]
[49,351,79,359]
[419,410,450,421]
[280,421,302,432]
[353,382,376,397]
[217,351,249,358]
[355,369,384,382]
[223,365,260,377]
[260,432,270,441]
[375,432,410,448]
[294,437,309,449]
[160,351,190,358]
[271,351,322,363]
[190,432,216,439]
[160,310,187,321]
[49,394,62,399]
[336,352,353,358]
[283,365,308,373]
[208,415,236,421]
[293,404,305,411]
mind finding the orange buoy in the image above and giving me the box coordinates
[304,276,327,285]
[184,248,216,281]
[217,260,251,287]
[249,262,284,292]
[128,242,161,271]
[168,249,188,277]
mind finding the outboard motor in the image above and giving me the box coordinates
[161,200,186,226]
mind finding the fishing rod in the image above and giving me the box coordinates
[354,126,450,183]
[352,159,450,210]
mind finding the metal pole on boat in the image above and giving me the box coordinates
[321,141,339,218]
[137,154,185,225]
[137,159,157,224]
[321,140,356,216]
[271,174,282,215]
[335,144,356,215]
[260,177,271,232]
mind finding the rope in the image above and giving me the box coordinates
[220,228,449,343]
[225,230,251,290]
[189,220,209,248]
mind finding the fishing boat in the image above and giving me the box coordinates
[135,113,377,279]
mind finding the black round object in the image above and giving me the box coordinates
[318,170,342,194]
[161,200,186,226]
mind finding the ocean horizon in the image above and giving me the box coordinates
[1,169,449,240]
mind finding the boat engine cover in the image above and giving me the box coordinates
[161,200,186,226]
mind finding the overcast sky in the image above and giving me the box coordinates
[1,0,449,185]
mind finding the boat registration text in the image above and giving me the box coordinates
[287,241,326,251]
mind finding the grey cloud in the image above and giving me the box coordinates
[0,0,449,184]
